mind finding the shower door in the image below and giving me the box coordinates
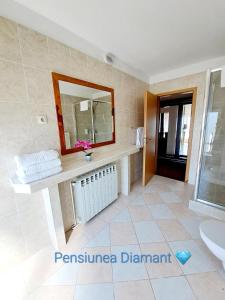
[74,100,113,144]
[196,70,225,208]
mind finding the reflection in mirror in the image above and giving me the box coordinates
[56,79,114,152]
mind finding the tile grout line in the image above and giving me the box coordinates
[129,194,159,299]
[184,274,199,300]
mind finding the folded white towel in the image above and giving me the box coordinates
[17,166,63,184]
[136,127,144,149]
[16,158,61,177]
[14,150,59,169]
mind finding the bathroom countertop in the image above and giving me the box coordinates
[11,144,139,194]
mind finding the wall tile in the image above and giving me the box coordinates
[0,102,32,143]
[0,60,27,101]
[0,17,21,62]
[24,67,54,104]
[86,56,112,86]
[47,38,71,74]
[29,104,59,150]
[69,48,88,79]
[18,25,48,69]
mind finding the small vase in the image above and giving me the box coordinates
[85,154,92,161]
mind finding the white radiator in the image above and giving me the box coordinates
[71,164,118,223]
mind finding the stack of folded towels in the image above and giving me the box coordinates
[14,150,62,184]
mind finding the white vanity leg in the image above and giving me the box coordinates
[120,155,131,196]
[42,185,66,249]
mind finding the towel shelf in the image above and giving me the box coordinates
[10,145,139,250]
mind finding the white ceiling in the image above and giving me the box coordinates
[2,0,225,82]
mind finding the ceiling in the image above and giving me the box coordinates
[2,0,225,82]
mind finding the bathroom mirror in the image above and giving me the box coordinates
[52,73,115,155]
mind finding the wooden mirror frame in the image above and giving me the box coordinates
[52,72,116,155]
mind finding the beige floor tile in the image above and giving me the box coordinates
[151,276,196,300]
[43,263,78,286]
[77,247,112,284]
[167,203,197,218]
[24,285,75,300]
[75,218,107,240]
[20,248,66,295]
[113,195,130,210]
[175,190,194,201]
[146,175,170,185]
[127,193,145,206]
[129,205,152,222]
[187,271,225,300]
[150,204,176,220]
[114,280,155,300]
[145,184,172,193]
[178,217,204,239]
[76,283,114,299]
[157,219,191,241]
[140,242,183,278]
[112,244,148,282]
[97,203,121,223]
[77,262,112,285]
[144,192,163,204]
[67,227,89,252]
[131,181,145,193]
[67,215,107,252]
[166,181,187,192]
[159,191,183,204]
[169,239,219,274]
[110,222,138,245]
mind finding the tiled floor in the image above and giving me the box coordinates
[25,175,225,300]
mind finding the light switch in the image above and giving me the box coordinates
[37,115,48,124]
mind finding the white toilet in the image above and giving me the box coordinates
[200,219,225,270]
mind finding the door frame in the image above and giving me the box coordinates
[154,87,197,182]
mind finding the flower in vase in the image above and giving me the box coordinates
[75,140,93,156]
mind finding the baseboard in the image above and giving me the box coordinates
[189,200,225,221]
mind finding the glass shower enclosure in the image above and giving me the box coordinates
[74,99,112,144]
[195,69,225,209]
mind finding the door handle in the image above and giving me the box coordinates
[144,137,152,144]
